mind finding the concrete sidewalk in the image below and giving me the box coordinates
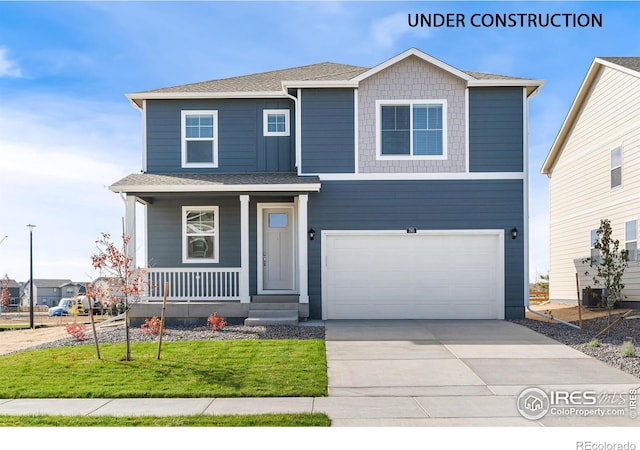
[0,320,638,426]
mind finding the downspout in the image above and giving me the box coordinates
[284,87,301,175]
[522,87,579,330]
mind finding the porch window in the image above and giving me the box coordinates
[183,206,219,263]
[626,219,637,261]
[378,100,446,158]
[263,109,290,136]
[611,146,622,189]
[181,111,218,168]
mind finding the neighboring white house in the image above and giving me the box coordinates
[542,57,640,305]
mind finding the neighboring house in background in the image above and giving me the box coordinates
[1,279,21,308]
[110,48,543,324]
[542,57,640,306]
[21,279,88,308]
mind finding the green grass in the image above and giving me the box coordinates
[0,340,327,398]
[0,413,331,427]
[0,324,44,331]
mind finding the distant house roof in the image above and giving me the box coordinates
[2,279,20,289]
[110,173,322,194]
[541,56,640,174]
[28,279,73,288]
[126,48,544,108]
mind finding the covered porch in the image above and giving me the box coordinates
[109,172,321,325]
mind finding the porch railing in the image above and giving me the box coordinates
[144,268,241,301]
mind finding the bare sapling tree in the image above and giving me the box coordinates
[582,219,629,330]
[91,232,148,361]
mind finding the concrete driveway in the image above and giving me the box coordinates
[317,320,640,426]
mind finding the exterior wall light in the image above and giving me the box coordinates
[309,228,315,240]
[511,227,518,240]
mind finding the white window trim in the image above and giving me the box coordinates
[181,110,218,168]
[625,218,637,262]
[263,109,290,137]
[375,99,447,160]
[182,206,219,264]
[610,145,622,190]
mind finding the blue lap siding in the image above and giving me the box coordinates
[468,87,524,172]
[306,180,525,320]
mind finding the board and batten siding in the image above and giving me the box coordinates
[146,197,241,268]
[145,99,295,173]
[468,87,523,172]
[300,88,355,174]
[548,65,640,303]
[306,179,525,320]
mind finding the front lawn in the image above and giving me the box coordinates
[0,413,331,427]
[0,340,327,398]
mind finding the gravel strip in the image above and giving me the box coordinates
[511,313,640,379]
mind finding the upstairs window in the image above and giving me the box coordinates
[626,219,637,262]
[378,100,446,158]
[611,146,622,189]
[183,206,219,263]
[263,109,290,136]
[182,111,218,168]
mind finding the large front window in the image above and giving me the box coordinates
[182,111,218,168]
[183,206,219,263]
[378,100,446,158]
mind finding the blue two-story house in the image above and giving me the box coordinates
[110,48,543,324]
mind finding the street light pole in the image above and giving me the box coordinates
[27,224,36,329]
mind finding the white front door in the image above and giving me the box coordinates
[260,206,295,292]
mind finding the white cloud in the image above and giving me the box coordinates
[0,46,22,78]
[370,12,432,49]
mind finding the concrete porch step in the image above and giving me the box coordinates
[251,295,299,303]
[250,302,299,310]
[244,317,299,326]
[248,309,298,318]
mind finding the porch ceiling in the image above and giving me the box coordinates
[110,172,321,194]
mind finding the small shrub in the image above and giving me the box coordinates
[140,316,162,335]
[586,339,601,348]
[620,341,636,358]
[65,322,86,341]
[207,313,227,332]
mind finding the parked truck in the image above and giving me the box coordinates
[47,295,102,316]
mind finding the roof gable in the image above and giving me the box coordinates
[541,57,640,174]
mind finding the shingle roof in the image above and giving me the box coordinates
[29,279,73,288]
[142,62,369,94]
[599,57,640,73]
[110,173,321,193]
[137,60,532,95]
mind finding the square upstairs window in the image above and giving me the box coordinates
[378,100,446,159]
[182,111,218,168]
[611,146,622,189]
[626,219,637,262]
[263,109,290,136]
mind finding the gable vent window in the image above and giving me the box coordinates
[181,111,218,168]
[263,109,290,136]
[611,146,622,189]
[626,219,637,262]
[378,100,446,159]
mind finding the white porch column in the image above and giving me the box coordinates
[297,194,309,303]
[124,195,137,268]
[239,195,250,303]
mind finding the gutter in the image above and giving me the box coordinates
[526,299,580,330]
[283,88,302,175]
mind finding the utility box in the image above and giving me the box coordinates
[582,288,605,309]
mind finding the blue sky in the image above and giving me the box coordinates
[0,1,638,284]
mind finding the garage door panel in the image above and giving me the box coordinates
[323,232,504,320]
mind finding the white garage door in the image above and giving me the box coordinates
[322,231,504,320]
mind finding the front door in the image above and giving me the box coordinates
[261,206,295,291]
